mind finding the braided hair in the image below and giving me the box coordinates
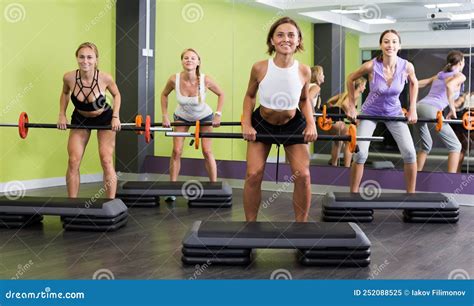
[180,48,202,103]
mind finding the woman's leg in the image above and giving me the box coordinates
[416,104,435,171]
[169,125,190,181]
[243,141,272,221]
[350,120,377,192]
[436,123,462,173]
[457,151,465,173]
[66,129,91,197]
[329,121,345,166]
[200,125,217,182]
[340,124,353,167]
[386,121,417,193]
[97,130,117,198]
[284,144,311,222]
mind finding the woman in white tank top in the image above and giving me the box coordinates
[241,17,317,222]
[160,48,225,184]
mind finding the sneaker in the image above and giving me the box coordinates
[165,196,176,202]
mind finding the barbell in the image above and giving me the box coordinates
[0,112,171,144]
[315,105,474,132]
[165,122,384,153]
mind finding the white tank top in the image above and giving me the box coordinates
[174,73,213,121]
[308,83,319,109]
[258,59,303,110]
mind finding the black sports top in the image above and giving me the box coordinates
[70,69,107,112]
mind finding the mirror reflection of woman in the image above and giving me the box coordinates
[308,65,324,113]
[325,77,366,167]
[452,91,474,172]
[160,48,225,187]
[416,50,465,173]
[346,29,418,193]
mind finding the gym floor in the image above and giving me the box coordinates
[0,180,472,280]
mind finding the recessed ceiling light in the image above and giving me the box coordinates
[330,9,368,14]
[450,12,474,21]
[360,17,396,24]
[424,3,462,9]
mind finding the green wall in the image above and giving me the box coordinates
[344,31,361,86]
[154,1,314,161]
[0,0,115,183]
[0,0,316,182]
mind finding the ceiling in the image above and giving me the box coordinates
[243,0,473,33]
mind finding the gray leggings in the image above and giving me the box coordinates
[353,113,417,164]
[416,103,461,153]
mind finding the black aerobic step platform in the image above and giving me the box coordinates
[0,196,128,231]
[116,181,232,208]
[321,192,459,223]
[181,221,371,267]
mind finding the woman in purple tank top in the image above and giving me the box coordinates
[346,29,419,194]
[416,51,465,173]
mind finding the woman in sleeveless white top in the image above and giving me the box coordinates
[241,17,317,222]
[160,48,225,183]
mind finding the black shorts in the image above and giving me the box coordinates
[251,106,307,146]
[173,113,213,123]
[71,108,113,128]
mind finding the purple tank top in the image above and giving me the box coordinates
[362,56,408,116]
[418,69,461,110]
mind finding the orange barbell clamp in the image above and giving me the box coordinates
[135,115,143,135]
[317,105,333,131]
[194,120,201,149]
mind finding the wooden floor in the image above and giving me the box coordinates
[0,182,472,280]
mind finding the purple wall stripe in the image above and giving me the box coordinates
[143,156,474,195]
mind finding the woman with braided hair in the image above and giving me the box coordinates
[160,48,225,191]
[325,77,367,167]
